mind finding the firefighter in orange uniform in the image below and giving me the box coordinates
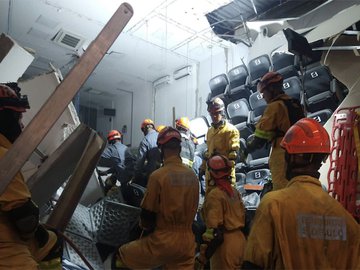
[109,127,199,269]
[246,72,304,190]
[0,83,62,269]
[243,118,360,269]
[200,97,240,195]
[197,154,246,269]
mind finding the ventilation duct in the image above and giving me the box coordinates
[52,29,85,50]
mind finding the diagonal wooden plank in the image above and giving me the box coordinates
[0,3,133,194]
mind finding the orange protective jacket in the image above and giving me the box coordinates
[203,186,246,269]
[120,156,199,269]
[254,94,292,190]
[0,133,37,269]
[245,175,360,269]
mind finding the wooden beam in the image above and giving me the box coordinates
[46,130,105,232]
[0,3,133,194]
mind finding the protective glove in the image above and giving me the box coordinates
[202,228,215,242]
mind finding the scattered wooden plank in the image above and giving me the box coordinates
[0,3,133,194]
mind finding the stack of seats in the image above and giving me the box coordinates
[226,65,252,103]
[208,73,230,105]
[271,51,299,79]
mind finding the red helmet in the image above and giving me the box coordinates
[207,154,232,179]
[207,97,225,113]
[157,126,181,147]
[280,118,330,154]
[141,118,155,131]
[175,117,190,131]
[107,130,122,142]
[0,83,30,112]
[257,71,283,93]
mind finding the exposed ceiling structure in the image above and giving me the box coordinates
[1,0,358,109]
[0,0,235,107]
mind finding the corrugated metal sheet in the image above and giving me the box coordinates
[206,0,328,44]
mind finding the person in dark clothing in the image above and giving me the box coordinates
[133,119,161,187]
[175,117,195,169]
[98,130,135,194]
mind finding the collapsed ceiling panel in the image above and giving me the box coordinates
[206,0,328,44]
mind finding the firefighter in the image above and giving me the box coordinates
[200,97,240,195]
[107,126,199,269]
[98,130,135,194]
[243,118,360,269]
[0,83,62,269]
[156,124,166,133]
[196,154,246,269]
[175,116,195,169]
[246,71,304,190]
[133,118,161,187]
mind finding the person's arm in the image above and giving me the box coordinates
[228,127,240,163]
[243,195,275,269]
[247,105,277,152]
[134,139,148,176]
[198,191,225,264]
[139,172,160,230]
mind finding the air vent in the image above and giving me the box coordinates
[52,29,85,50]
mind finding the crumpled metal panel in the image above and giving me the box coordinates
[90,199,140,247]
[63,231,104,270]
[66,204,94,240]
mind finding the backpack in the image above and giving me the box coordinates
[282,98,305,126]
[275,98,305,137]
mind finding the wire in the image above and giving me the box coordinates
[44,224,94,270]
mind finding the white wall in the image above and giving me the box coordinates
[86,80,153,148]
[154,66,197,126]
[153,44,249,123]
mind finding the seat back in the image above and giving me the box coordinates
[246,134,271,170]
[271,52,295,71]
[248,54,271,82]
[246,168,271,184]
[304,65,332,99]
[249,92,267,123]
[227,98,250,125]
[307,109,333,126]
[209,74,229,97]
[282,76,302,101]
[303,65,338,112]
[228,65,248,89]
[126,182,146,207]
